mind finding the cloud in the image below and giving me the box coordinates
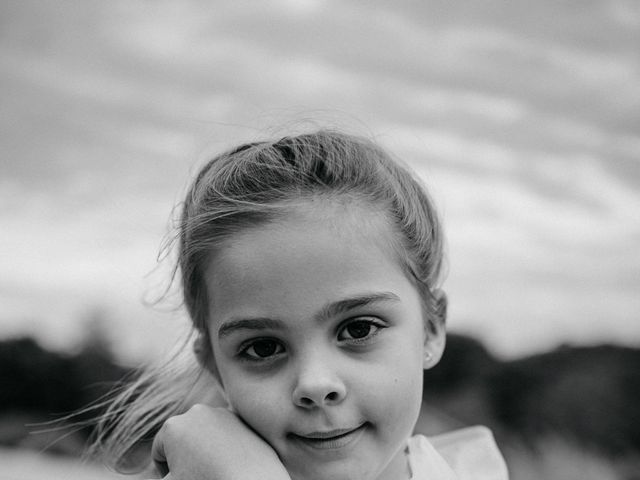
[1,0,638,360]
[375,120,640,355]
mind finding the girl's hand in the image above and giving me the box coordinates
[151,404,291,480]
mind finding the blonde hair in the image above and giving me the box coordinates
[91,129,447,471]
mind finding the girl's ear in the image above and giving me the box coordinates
[193,333,223,383]
[423,289,447,370]
[193,333,230,408]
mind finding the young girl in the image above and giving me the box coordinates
[95,130,508,480]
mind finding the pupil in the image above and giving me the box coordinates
[253,340,277,357]
[347,322,371,339]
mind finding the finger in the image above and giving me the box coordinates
[154,459,169,478]
[151,426,170,477]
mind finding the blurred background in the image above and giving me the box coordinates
[1,1,639,479]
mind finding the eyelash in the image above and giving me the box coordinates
[236,317,386,362]
[337,317,386,344]
[238,337,285,363]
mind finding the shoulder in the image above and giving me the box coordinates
[409,426,509,480]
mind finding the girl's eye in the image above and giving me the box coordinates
[241,338,284,360]
[338,318,384,342]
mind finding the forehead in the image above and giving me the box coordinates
[204,201,413,314]
[218,198,401,263]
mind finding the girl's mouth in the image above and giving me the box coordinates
[289,423,367,450]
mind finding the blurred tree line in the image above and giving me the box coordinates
[422,334,640,477]
[0,334,129,454]
[1,328,639,474]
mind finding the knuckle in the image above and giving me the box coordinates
[189,403,209,415]
[162,414,183,434]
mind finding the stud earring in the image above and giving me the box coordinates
[423,351,433,367]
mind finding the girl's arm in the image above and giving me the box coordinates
[150,404,291,480]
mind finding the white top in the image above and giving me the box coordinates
[407,427,509,480]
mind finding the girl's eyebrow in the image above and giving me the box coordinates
[317,292,401,322]
[217,292,400,340]
[218,318,284,339]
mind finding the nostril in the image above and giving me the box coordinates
[293,378,346,407]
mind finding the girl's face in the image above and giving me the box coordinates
[204,203,444,480]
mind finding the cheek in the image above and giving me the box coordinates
[213,343,292,434]
[223,373,290,436]
[364,348,424,428]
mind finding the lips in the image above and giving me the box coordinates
[289,423,367,450]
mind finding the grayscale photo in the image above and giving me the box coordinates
[1,1,639,479]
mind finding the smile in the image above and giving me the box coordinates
[289,423,367,450]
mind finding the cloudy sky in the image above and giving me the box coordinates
[1,0,639,362]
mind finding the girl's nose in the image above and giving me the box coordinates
[292,360,347,408]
